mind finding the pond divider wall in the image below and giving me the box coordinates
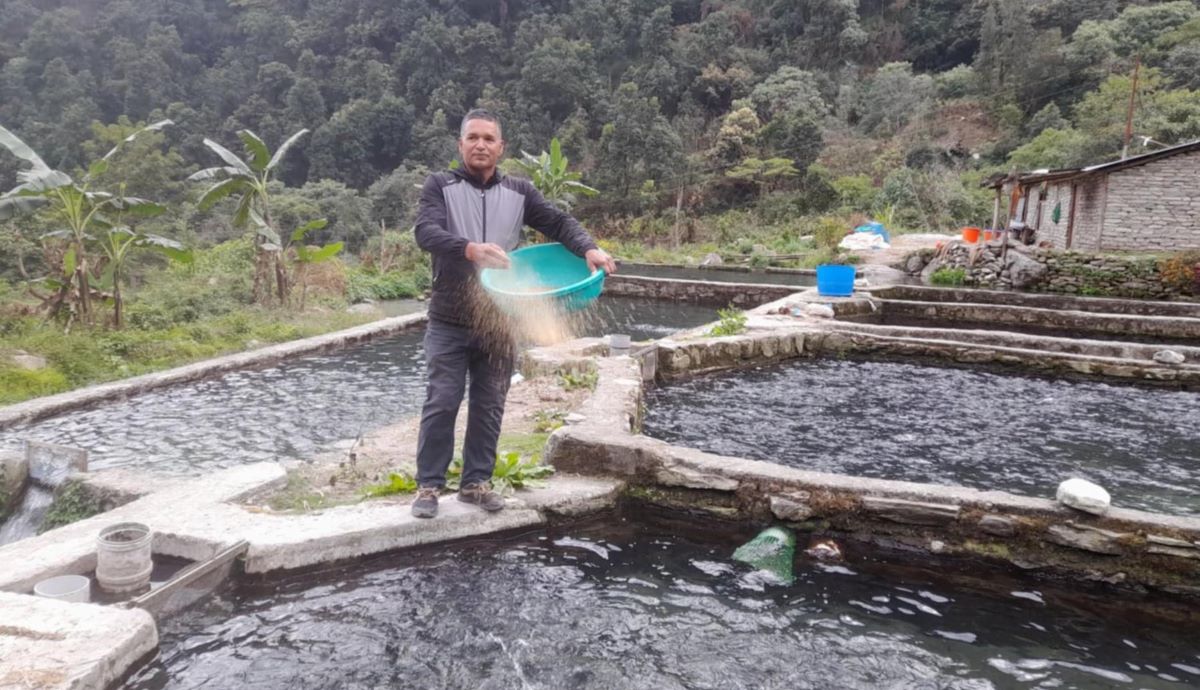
[874,285,1200,318]
[547,342,1200,598]
[605,274,798,308]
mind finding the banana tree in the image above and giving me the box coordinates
[0,120,173,329]
[189,129,308,305]
[92,194,193,328]
[288,218,343,309]
[506,138,598,211]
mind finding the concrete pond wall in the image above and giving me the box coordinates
[550,329,1200,599]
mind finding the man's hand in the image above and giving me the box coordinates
[465,242,511,269]
[585,248,617,275]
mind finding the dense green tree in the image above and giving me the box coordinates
[857,62,934,135]
[594,82,684,203]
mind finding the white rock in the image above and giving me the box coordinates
[9,350,47,370]
[510,373,525,385]
[803,303,836,319]
[1056,478,1111,515]
[1153,349,1186,365]
[700,252,723,266]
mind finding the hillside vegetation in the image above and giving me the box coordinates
[1,0,1198,400]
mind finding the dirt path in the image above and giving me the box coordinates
[859,232,956,268]
[258,374,592,510]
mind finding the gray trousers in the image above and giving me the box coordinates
[416,318,514,488]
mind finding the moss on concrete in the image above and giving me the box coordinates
[39,480,104,533]
[497,432,551,458]
[266,472,339,513]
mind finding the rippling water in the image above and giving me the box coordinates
[2,331,429,476]
[643,358,1200,515]
[124,516,1200,690]
[0,297,719,477]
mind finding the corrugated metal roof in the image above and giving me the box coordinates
[984,139,1200,188]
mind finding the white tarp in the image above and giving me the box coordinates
[838,232,889,251]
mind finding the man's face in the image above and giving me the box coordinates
[458,118,505,177]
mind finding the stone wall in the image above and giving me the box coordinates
[1038,181,1072,248]
[1073,177,1106,251]
[605,274,797,308]
[1102,149,1200,252]
[911,241,1196,300]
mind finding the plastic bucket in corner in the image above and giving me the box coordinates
[816,264,856,297]
[96,522,153,594]
[962,226,981,243]
[34,574,91,603]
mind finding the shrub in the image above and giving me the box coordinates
[345,268,422,302]
[1159,250,1200,295]
[930,267,966,286]
[812,216,848,250]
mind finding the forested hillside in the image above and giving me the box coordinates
[1,0,1198,402]
[2,0,1199,263]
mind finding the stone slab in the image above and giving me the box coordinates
[0,592,156,690]
[0,463,286,593]
[242,475,622,573]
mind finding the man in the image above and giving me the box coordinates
[410,108,615,518]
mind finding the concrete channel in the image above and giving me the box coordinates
[2,274,1199,687]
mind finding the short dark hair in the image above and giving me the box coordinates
[460,108,502,139]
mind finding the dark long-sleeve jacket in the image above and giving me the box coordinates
[414,167,598,327]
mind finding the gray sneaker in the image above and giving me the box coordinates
[411,487,439,518]
[458,482,505,512]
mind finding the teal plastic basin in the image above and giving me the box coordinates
[480,243,605,313]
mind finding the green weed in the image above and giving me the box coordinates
[708,307,747,337]
[930,267,966,286]
[362,471,419,498]
[558,369,598,391]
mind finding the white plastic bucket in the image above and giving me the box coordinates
[96,522,153,594]
[608,333,631,355]
[33,574,91,603]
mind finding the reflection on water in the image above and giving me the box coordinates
[124,516,1200,690]
[1,296,718,476]
[643,357,1200,515]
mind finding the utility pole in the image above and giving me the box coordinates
[1121,55,1141,160]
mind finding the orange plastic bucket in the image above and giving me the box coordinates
[982,230,995,241]
[962,227,981,243]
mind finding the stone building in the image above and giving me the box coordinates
[986,140,1200,252]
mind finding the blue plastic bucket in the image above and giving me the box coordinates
[815,264,856,297]
[480,243,605,313]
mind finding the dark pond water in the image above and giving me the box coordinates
[1,297,717,477]
[124,514,1200,690]
[620,263,816,287]
[2,331,429,476]
[643,357,1200,515]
